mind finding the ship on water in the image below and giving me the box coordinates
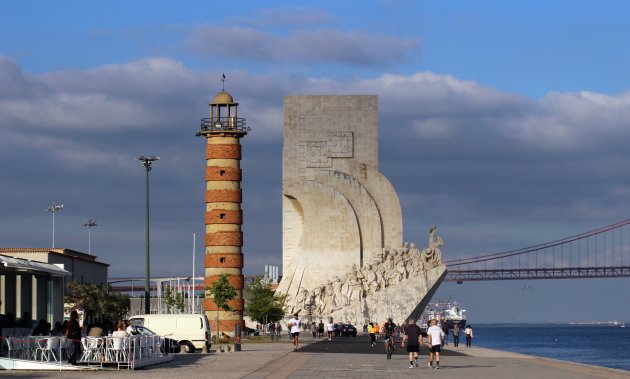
[419,300,467,330]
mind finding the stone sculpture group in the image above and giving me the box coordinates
[289,226,446,325]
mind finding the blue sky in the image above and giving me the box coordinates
[1,1,630,322]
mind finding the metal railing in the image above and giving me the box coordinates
[198,117,248,134]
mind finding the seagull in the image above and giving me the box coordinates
[521,284,532,290]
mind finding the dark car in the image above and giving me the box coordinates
[341,324,357,337]
[134,325,180,353]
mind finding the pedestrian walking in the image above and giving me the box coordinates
[368,322,376,346]
[66,310,82,365]
[442,322,449,345]
[401,319,422,368]
[275,322,282,340]
[465,325,473,347]
[326,318,334,340]
[311,322,317,339]
[452,324,461,347]
[427,319,445,369]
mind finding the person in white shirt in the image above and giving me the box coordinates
[112,321,129,338]
[287,313,302,351]
[326,318,334,340]
[465,325,473,347]
[427,319,445,369]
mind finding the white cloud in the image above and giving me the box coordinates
[3,55,630,283]
[185,25,417,67]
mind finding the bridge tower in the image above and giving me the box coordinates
[197,88,249,336]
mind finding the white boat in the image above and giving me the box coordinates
[419,301,467,331]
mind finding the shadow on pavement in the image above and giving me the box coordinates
[296,335,469,356]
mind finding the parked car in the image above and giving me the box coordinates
[133,325,180,353]
[341,324,357,337]
[129,314,211,353]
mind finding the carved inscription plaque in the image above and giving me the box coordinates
[306,141,332,168]
[327,132,353,158]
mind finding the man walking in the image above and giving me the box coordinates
[452,324,460,347]
[401,319,422,368]
[465,325,473,347]
[427,319,445,369]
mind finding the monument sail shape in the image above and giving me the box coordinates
[278,95,446,326]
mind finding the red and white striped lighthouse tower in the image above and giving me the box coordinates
[197,87,249,335]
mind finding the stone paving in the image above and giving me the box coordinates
[1,334,628,379]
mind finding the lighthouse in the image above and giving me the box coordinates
[197,87,249,336]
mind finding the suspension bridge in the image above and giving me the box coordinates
[444,218,630,283]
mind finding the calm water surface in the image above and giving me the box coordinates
[470,324,630,371]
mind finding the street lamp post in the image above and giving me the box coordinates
[136,155,160,314]
[46,202,64,248]
[83,219,98,254]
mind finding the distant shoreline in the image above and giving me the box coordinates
[471,322,627,326]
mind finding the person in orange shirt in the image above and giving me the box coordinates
[374,322,380,339]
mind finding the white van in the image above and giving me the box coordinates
[129,314,211,353]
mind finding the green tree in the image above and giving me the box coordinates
[65,281,130,322]
[163,285,185,313]
[205,274,237,342]
[244,276,287,331]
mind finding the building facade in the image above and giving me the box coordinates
[0,248,109,325]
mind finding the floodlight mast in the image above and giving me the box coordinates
[136,155,160,315]
[82,219,98,254]
[46,202,64,248]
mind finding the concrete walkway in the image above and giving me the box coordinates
[1,336,628,379]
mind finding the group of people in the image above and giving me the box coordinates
[261,321,283,340]
[286,313,337,351]
[309,319,334,340]
[368,318,475,369]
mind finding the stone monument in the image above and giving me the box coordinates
[277,95,446,326]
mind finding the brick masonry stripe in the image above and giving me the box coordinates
[206,166,241,181]
[206,231,243,246]
[205,253,243,268]
[204,275,244,289]
[205,189,242,203]
[205,209,242,225]
[206,144,241,159]
[204,298,244,311]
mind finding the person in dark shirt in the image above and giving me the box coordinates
[66,310,82,365]
[32,319,49,335]
[401,318,423,368]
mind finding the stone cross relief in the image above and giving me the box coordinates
[290,225,445,315]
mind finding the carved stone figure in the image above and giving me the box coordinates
[345,267,363,305]
[332,276,344,309]
[423,225,444,268]
[295,288,310,314]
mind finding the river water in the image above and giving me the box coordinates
[469,324,630,371]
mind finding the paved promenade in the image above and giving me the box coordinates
[1,335,628,378]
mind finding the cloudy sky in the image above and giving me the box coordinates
[2,1,630,322]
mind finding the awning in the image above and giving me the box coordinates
[0,254,72,277]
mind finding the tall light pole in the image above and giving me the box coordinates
[46,202,64,248]
[83,219,98,254]
[136,155,159,314]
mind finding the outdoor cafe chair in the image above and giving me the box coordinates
[35,336,60,362]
